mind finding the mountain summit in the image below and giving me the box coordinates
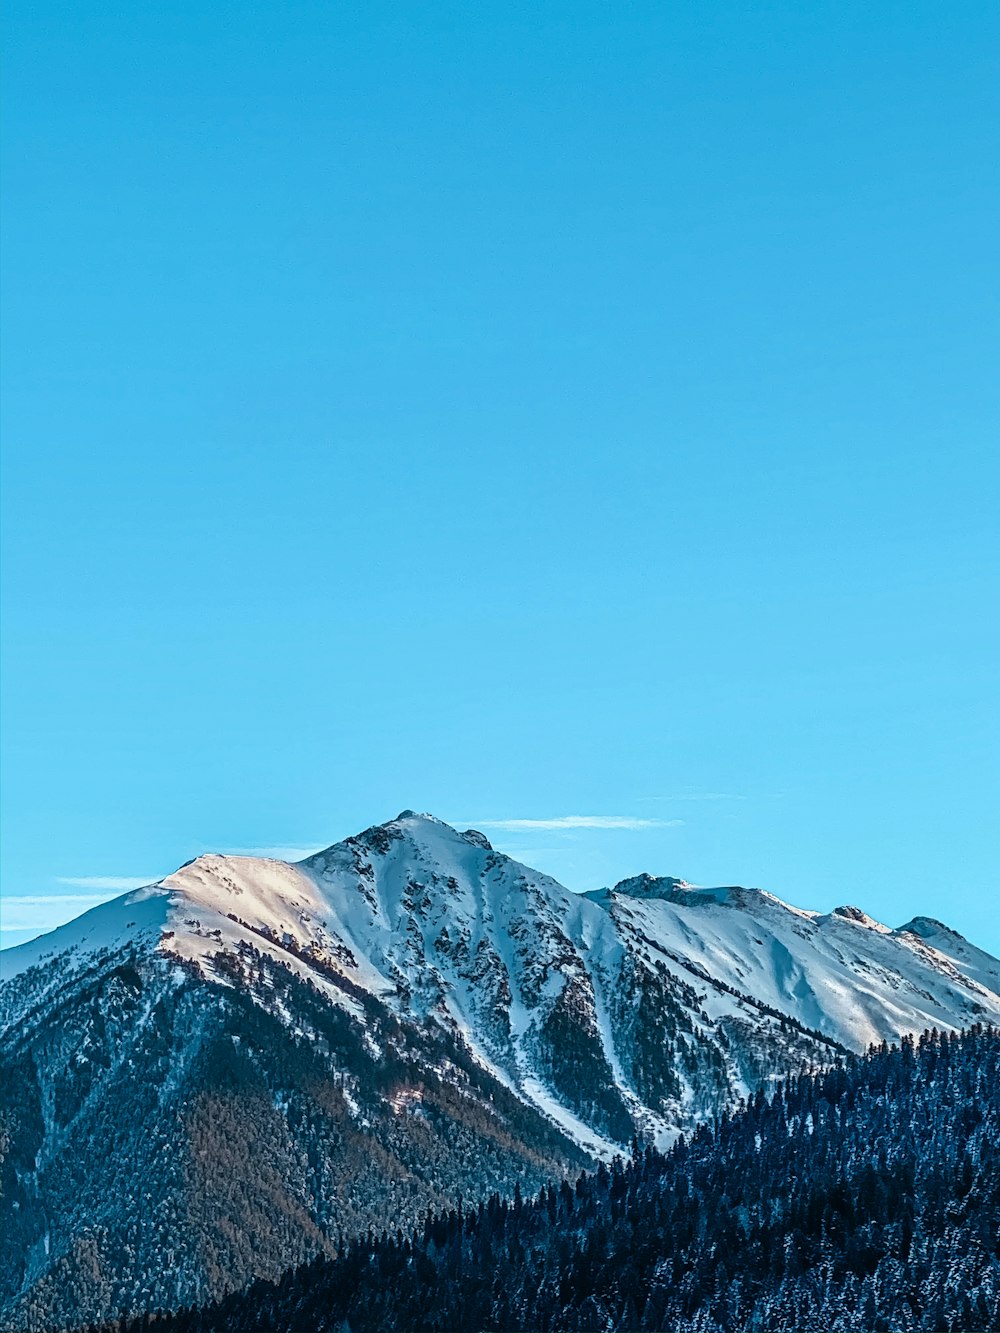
[2,812,998,1329]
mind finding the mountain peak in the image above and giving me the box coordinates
[375,810,493,850]
[460,827,493,850]
[301,811,471,866]
[387,810,492,847]
[610,873,691,901]
[827,905,889,932]
[606,875,773,910]
[896,915,964,942]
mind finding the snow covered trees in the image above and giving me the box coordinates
[124,1025,1000,1333]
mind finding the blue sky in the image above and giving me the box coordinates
[2,1,998,953]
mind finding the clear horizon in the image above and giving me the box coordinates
[3,2,998,955]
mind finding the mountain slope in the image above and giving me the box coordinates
[595,876,1000,1053]
[2,811,998,1329]
[141,1025,1000,1333]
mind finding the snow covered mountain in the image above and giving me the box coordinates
[2,811,998,1329]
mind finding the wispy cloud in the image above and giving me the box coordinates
[223,845,328,862]
[1,891,123,933]
[55,875,159,890]
[468,816,684,831]
[8,892,123,905]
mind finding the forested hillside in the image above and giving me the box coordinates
[129,1025,1000,1333]
[0,950,585,1332]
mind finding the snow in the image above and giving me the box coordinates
[0,884,171,983]
[520,1075,621,1161]
[895,917,1000,998]
[604,879,1000,1051]
[3,809,999,1160]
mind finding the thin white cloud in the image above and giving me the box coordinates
[9,892,126,904]
[1,891,122,933]
[468,816,684,831]
[55,875,159,890]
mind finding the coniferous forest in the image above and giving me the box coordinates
[102,1025,1000,1333]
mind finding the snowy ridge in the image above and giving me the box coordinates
[3,811,999,1153]
[600,877,1000,1055]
